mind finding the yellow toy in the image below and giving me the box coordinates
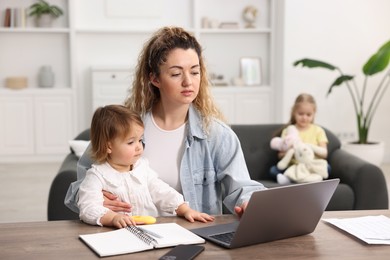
[132,215,157,225]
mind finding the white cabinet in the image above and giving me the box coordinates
[0,0,76,161]
[34,95,73,154]
[91,67,133,111]
[90,71,274,125]
[0,96,34,155]
[0,90,74,162]
[212,87,272,124]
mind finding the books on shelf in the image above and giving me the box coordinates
[4,8,11,27]
[16,7,27,28]
[3,7,27,28]
[79,223,205,257]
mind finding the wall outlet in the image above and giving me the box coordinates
[336,132,356,142]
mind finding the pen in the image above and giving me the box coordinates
[137,226,163,239]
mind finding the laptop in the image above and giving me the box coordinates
[191,178,339,249]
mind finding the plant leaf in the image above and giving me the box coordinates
[293,59,336,70]
[326,75,354,96]
[363,40,390,76]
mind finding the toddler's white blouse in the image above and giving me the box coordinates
[78,157,184,226]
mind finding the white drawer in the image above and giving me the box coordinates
[91,69,133,108]
[92,71,132,83]
[93,83,129,98]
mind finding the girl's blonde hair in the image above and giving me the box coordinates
[90,105,144,164]
[289,93,317,124]
[124,26,225,129]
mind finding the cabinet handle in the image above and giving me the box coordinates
[111,74,116,79]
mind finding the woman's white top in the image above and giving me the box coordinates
[142,113,186,193]
[78,158,184,226]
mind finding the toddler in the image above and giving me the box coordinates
[78,105,214,228]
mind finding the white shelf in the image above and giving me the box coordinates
[0,88,73,95]
[0,28,70,33]
[74,28,271,35]
[211,85,271,91]
[75,28,158,34]
[199,28,271,34]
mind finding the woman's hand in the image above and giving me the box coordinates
[234,201,249,218]
[102,190,132,213]
[176,203,215,223]
[183,209,215,223]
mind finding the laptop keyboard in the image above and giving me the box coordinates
[210,232,235,244]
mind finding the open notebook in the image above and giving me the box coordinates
[79,223,205,257]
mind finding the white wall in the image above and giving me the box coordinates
[282,0,390,162]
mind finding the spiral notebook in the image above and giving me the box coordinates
[79,223,205,257]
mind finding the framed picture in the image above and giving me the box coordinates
[240,57,262,85]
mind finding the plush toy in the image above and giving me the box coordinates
[277,141,328,183]
[270,125,300,152]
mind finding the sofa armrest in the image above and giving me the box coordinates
[329,149,388,209]
[47,153,79,221]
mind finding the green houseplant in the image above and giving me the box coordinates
[29,0,63,27]
[294,40,390,144]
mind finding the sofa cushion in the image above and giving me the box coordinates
[68,140,90,158]
[231,124,280,181]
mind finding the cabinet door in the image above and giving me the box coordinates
[212,88,272,124]
[211,91,236,123]
[0,97,34,155]
[34,96,73,154]
[235,92,272,124]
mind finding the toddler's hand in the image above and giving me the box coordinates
[112,214,136,229]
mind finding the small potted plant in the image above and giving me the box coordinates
[293,40,390,165]
[28,0,64,27]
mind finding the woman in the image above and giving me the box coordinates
[65,26,266,216]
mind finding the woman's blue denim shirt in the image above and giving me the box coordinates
[65,105,266,215]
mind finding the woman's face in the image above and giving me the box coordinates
[150,48,200,107]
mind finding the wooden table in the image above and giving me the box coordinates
[1,210,389,259]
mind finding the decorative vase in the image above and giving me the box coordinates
[38,66,55,88]
[342,142,385,167]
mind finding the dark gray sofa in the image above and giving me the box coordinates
[47,124,389,221]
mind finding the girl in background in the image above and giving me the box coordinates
[270,93,329,184]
